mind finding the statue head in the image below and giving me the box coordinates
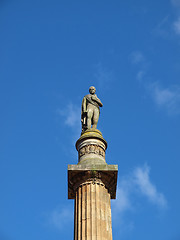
[89,86,96,94]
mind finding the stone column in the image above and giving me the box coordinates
[68,130,118,240]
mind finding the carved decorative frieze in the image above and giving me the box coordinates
[79,144,105,158]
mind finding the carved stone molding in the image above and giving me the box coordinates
[68,168,118,199]
[79,144,105,158]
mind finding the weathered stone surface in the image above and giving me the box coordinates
[76,129,107,166]
[68,129,117,239]
[68,165,118,199]
[74,179,113,240]
[81,86,103,132]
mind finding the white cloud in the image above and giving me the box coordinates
[171,0,180,35]
[133,165,167,208]
[113,180,132,214]
[112,164,167,233]
[94,62,114,89]
[156,15,170,29]
[129,51,149,82]
[149,82,180,114]
[112,164,167,218]
[49,205,73,230]
[137,70,146,81]
[56,102,81,157]
[153,15,170,38]
[130,51,180,115]
[48,166,167,233]
[130,51,145,64]
[171,0,180,7]
[173,17,180,35]
[57,103,81,128]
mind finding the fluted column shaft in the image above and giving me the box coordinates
[68,130,117,240]
[74,179,112,240]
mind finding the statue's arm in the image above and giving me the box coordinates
[97,97,103,107]
[92,95,103,107]
[82,96,87,112]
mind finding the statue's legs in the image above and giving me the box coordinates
[87,108,93,129]
[92,108,99,129]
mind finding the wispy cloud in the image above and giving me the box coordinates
[47,165,166,233]
[130,51,145,65]
[94,62,114,89]
[48,205,73,230]
[153,1,180,37]
[130,50,180,115]
[137,70,146,81]
[173,17,180,35]
[149,82,180,114]
[57,103,81,128]
[112,164,167,229]
[113,180,132,214]
[171,0,180,7]
[153,15,170,38]
[171,0,180,35]
[156,15,170,29]
[133,165,167,208]
[56,102,81,154]
[129,51,149,81]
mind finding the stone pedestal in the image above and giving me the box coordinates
[68,130,118,240]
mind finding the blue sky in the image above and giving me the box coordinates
[0,0,180,239]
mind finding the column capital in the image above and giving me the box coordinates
[68,164,118,199]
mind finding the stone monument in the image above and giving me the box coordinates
[81,86,103,132]
[68,86,118,240]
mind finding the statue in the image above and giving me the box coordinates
[81,86,103,132]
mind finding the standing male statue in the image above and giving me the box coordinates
[81,86,103,132]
